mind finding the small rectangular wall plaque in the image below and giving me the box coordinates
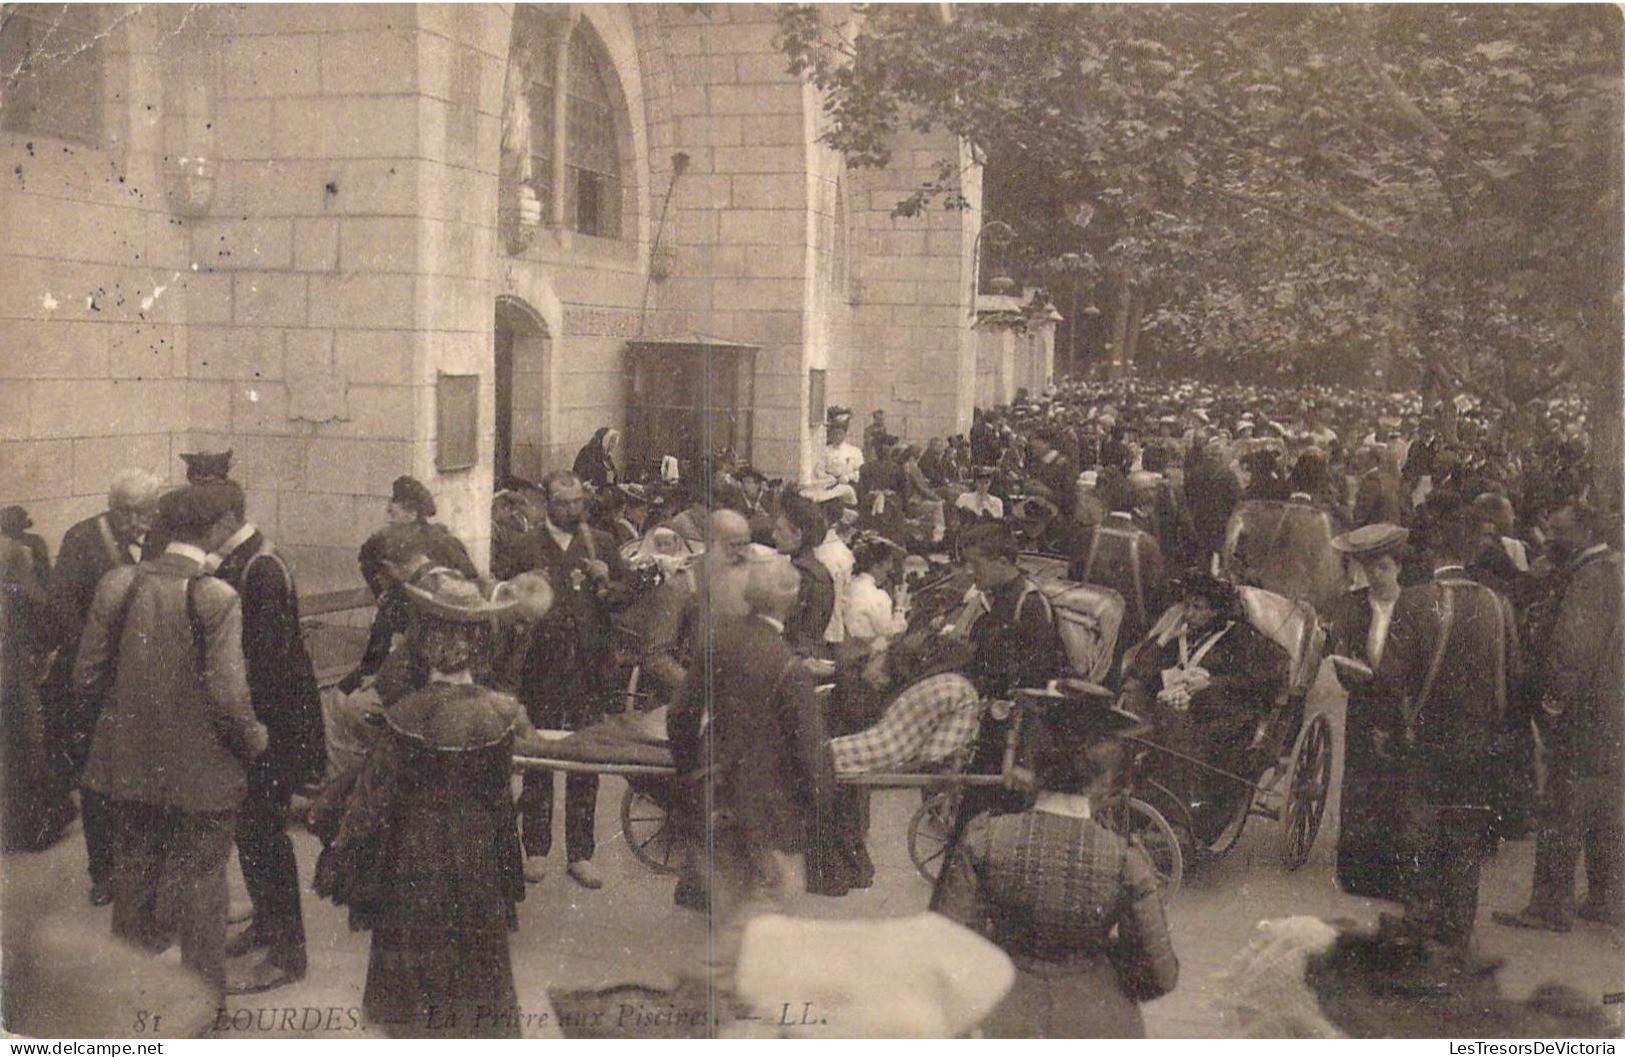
[436,372,479,472]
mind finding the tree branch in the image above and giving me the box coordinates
[1193,182,1420,264]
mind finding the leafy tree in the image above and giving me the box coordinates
[779,4,1623,495]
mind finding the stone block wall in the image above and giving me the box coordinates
[634,5,819,483]
[0,7,195,545]
[851,132,981,445]
[3,2,981,597]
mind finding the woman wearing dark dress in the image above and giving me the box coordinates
[1326,523,1411,903]
[572,427,622,490]
[315,574,549,1038]
[1120,571,1289,844]
[771,494,836,659]
[936,704,1179,1037]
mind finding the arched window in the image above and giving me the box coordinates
[503,10,626,245]
[0,3,109,145]
[565,25,621,239]
[518,10,558,212]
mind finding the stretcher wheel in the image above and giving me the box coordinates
[1097,797,1184,899]
[907,788,960,883]
[1281,712,1333,869]
[620,785,679,875]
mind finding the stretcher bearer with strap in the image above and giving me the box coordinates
[1373,507,1522,957]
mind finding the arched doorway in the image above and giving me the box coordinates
[494,296,551,484]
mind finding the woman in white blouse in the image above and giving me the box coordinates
[1327,523,1410,902]
[822,535,911,892]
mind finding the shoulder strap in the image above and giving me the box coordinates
[1410,585,1455,726]
[103,571,147,684]
[245,541,295,598]
[95,515,128,567]
[1128,532,1145,623]
[1015,579,1053,625]
[186,572,210,676]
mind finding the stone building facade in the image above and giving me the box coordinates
[1,3,981,593]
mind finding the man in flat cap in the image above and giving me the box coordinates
[143,451,237,556]
[44,468,163,906]
[75,483,268,999]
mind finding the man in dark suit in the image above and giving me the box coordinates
[511,471,631,889]
[209,484,326,994]
[671,553,833,989]
[1495,501,1624,931]
[45,468,163,906]
[1374,509,1522,954]
[1026,428,1078,520]
[1183,439,1242,563]
[1069,474,1168,659]
[74,484,268,998]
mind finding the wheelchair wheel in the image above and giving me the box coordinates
[620,785,680,875]
[1098,797,1184,899]
[1205,783,1257,858]
[907,788,960,883]
[1281,712,1334,869]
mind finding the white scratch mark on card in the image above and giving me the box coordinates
[40,292,58,310]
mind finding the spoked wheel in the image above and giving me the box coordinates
[1281,712,1334,869]
[620,785,679,875]
[907,788,961,883]
[1098,797,1185,899]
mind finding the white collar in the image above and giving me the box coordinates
[544,517,576,546]
[1578,543,1610,562]
[1033,792,1092,820]
[164,542,209,566]
[429,670,475,685]
[755,614,785,634]
[1041,449,1059,464]
[216,522,257,561]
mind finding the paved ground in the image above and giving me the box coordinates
[5,665,1620,1038]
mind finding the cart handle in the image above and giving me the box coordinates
[1120,733,1283,797]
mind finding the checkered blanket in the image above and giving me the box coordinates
[830,673,982,774]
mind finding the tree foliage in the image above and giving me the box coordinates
[778,3,1622,414]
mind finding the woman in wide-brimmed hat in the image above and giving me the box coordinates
[316,573,549,1038]
[1326,523,1412,902]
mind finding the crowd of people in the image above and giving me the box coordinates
[0,368,1617,1037]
